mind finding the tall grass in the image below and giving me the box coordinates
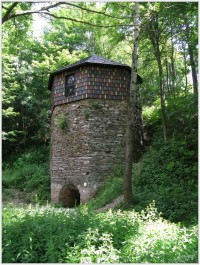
[2,202,198,263]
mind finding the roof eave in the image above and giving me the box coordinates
[48,62,142,90]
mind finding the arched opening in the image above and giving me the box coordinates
[59,184,80,208]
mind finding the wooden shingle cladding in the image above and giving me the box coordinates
[51,65,131,108]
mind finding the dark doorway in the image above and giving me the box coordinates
[59,184,80,207]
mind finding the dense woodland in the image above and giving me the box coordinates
[2,2,198,263]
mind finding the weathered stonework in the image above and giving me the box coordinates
[49,55,142,206]
[50,99,127,204]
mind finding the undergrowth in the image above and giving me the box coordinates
[2,145,50,203]
[132,136,198,224]
[132,94,198,224]
[87,165,123,210]
[2,202,198,263]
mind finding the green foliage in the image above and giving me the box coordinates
[133,94,198,224]
[167,94,198,139]
[2,146,50,203]
[87,166,124,210]
[91,101,103,110]
[2,15,52,158]
[83,108,90,120]
[55,114,69,130]
[122,217,198,263]
[142,98,161,126]
[2,204,198,263]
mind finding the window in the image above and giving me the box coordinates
[65,75,75,97]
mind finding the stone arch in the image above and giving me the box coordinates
[59,184,80,207]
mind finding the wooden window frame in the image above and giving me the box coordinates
[65,74,75,97]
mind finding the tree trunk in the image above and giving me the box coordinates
[123,2,140,204]
[188,43,198,94]
[157,54,167,144]
[149,12,167,144]
[182,43,188,94]
[165,59,171,96]
[170,26,177,93]
[185,22,198,94]
[134,87,144,161]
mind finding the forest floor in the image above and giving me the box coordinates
[95,195,124,212]
[2,188,124,211]
[2,188,36,206]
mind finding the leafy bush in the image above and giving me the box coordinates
[133,94,198,224]
[87,166,124,209]
[2,146,50,202]
[83,108,90,120]
[3,145,49,169]
[133,136,198,221]
[55,113,68,129]
[122,218,198,263]
[143,98,161,127]
[167,94,198,139]
[2,203,198,263]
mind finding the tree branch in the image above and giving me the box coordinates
[40,11,133,28]
[39,3,65,12]
[64,2,128,20]
[2,2,19,24]
[2,2,131,27]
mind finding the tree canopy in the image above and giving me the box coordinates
[2,2,198,159]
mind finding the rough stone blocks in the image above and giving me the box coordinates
[50,99,127,205]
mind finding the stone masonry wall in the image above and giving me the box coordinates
[51,99,127,203]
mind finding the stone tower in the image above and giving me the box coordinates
[48,55,142,207]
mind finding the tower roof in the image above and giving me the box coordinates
[51,54,131,75]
